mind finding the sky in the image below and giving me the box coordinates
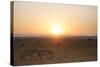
[13,1,97,36]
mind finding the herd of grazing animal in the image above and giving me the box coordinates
[17,38,93,61]
[20,48,54,61]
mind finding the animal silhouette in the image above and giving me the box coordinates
[20,49,53,61]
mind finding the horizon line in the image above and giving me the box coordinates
[12,34,97,37]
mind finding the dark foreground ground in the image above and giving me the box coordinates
[12,36,97,66]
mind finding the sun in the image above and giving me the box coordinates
[51,24,62,36]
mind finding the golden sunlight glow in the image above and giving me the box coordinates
[14,2,97,36]
[51,24,62,36]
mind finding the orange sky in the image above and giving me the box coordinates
[13,1,97,36]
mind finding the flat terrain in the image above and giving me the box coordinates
[12,36,97,66]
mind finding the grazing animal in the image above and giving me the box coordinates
[88,38,92,41]
[20,49,40,61]
[38,50,53,59]
[20,49,54,61]
[57,42,61,46]
[20,44,24,47]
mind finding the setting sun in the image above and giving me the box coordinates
[14,2,97,36]
[12,2,97,65]
[51,24,62,36]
